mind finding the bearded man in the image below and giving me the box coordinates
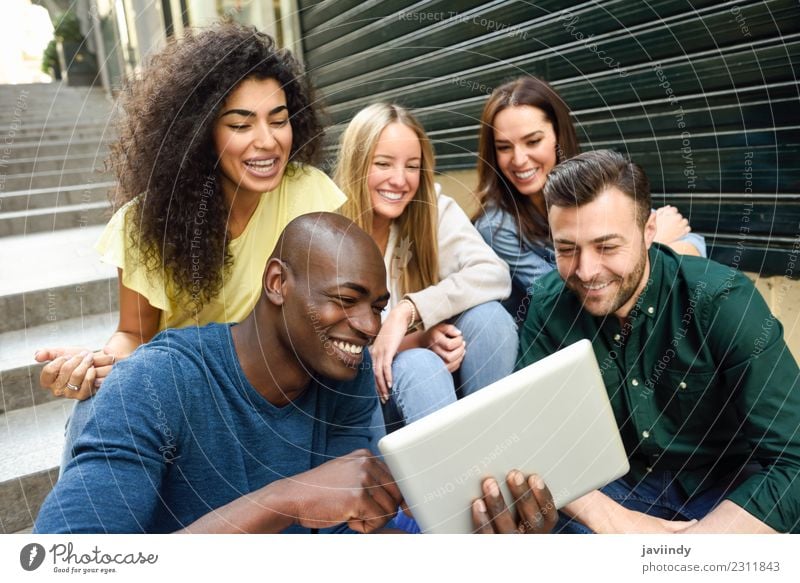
[518,150,800,534]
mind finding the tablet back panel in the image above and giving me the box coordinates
[378,339,629,534]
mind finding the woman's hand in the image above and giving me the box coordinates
[35,347,117,401]
[653,206,691,244]
[423,323,466,373]
[371,300,416,403]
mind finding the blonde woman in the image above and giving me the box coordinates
[336,103,517,430]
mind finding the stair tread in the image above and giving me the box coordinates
[0,400,72,482]
[0,225,114,296]
[0,181,115,198]
[0,200,109,219]
[0,311,119,372]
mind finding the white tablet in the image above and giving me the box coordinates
[378,339,629,533]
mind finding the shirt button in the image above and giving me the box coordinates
[631,378,639,387]
[642,430,650,438]
[647,306,655,314]
[613,334,621,341]
[679,382,687,390]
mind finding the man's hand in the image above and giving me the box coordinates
[275,449,403,533]
[472,471,557,534]
[180,449,403,534]
[563,490,696,534]
[606,508,696,534]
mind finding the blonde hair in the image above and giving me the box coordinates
[335,103,439,295]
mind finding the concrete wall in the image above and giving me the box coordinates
[439,169,800,361]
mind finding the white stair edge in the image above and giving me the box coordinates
[0,225,115,297]
[0,400,73,482]
[0,311,119,372]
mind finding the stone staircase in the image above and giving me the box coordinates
[0,83,119,533]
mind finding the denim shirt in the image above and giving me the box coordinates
[474,206,556,321]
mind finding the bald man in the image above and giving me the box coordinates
[35,213,404,534]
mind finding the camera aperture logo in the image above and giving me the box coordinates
[20,542,158,575]
[20,543,46,571]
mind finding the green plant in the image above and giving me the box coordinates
[41,11,85,75]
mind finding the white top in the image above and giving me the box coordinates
[383,193,511,329]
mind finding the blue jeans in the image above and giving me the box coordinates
[371,301,518,440]
[59,398,93,475]
[555,466,756,533]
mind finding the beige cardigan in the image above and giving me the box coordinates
[383,193,511,330]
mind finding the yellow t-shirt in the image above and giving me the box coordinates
[95,164,346,330]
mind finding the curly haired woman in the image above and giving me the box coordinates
[35,24,344,460]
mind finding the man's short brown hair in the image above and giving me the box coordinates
[543,150,652,228]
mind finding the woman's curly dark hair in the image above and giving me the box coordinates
[108,23,324,310]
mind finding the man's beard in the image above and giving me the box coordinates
[566,246,648,317]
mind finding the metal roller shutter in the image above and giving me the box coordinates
[297,0,800,275]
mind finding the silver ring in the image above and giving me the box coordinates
[65,382,81,392]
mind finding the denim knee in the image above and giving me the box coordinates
[60,398,93,476]
[455,301,518,395]
[389,348,455,425]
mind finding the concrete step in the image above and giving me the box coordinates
[0,226,118,333]
[0,112,112,130]
[0,91,108,101]
[0,168,114,192]
[0,400,71,533]
[1,153,106,175]
[3,123,113,142]
[0,82,106,93]
[0,311,118,415]
[0,200,110,236]
[4,138,112,160]
[0,86,108,102]
[0,181,114,213]
[0,93,112,110]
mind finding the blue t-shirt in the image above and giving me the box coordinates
[34,323,377,533]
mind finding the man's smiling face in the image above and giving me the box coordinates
[550,187,656,320]
[282,231,388,381]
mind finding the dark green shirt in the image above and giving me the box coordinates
[519,244,800,532]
